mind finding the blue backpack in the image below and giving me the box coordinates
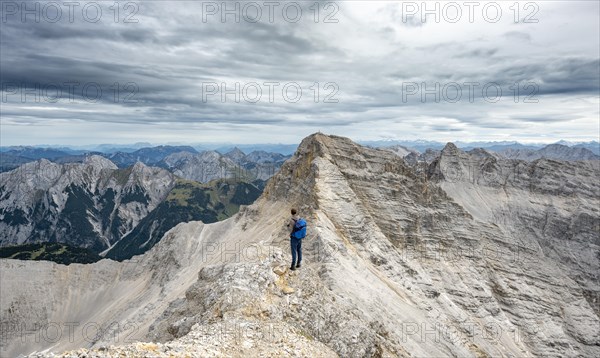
[292,218,307,239]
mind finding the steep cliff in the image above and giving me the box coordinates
[2,134,598,357]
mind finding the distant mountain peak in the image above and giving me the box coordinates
[499,143,599,161]
[441,142,460,155]
[131,160,149,170]
[225,147,246,162]
[2,133,600,357]
[83,155,118,170]
[466,147,495,159]
[228,147,245,154]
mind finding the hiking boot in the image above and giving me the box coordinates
[289,266,296,271]
[296,263,301,268]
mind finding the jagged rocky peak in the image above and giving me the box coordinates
[382,144,418,158]
[293,132,367,161]
[440,141,461,156]
[35,157,54,167]
[129,160,173,179]
[499,143,600,161]
[245,150,287,163]
[197,150,224,161]
[262,133,352,203]
[161,150,196,164]
[131,160,149,173]
[2,133,598,357]
[127,161,154,184]
[125,161,176,196]
[467,147,495,158]
[0,156,177,251]
[263,132,417,210]
[83,154,118,170]
[429,142,488,183]
[404,148,441,165]
[225,147,246,162]
[10,157,54,172]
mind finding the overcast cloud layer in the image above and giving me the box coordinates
[1,0,599,145]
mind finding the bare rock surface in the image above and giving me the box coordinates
[1,133,598,357]
[499,143,600,161]
[0,157,176,250]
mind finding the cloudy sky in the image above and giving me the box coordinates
[1,0,598,145]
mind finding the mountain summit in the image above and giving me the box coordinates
[1,133,598,357]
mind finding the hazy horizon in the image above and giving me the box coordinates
[2,135,598,150]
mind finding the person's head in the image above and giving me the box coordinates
[291,208,297,215]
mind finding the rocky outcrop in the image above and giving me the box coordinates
[380,144,419,158]
[104,146,199,168]
[161,151,239,183]
[404,148,441,165]
[104,178,264,261]
[1,134,598,357]
[499,143,600,161]
[430,143,600,320]
[224,147,247,163]
[0,157,176,251]
[162,149,289,182]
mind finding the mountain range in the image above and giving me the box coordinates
[363,139,600,155]
[0,155,265,262]
[384,142,599,162]
[497,143,600,161]
[1,133,598,357]
[3,140,597,173]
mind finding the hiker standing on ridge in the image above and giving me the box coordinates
[287,208,307,271]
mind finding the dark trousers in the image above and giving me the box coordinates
[290,237,302,267]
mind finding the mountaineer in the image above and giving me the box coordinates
[287,208,307,271]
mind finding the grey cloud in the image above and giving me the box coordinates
[496,58,600,95]
[513,115,577,123]
[428,125,464,132]
[454,48,499,58]
[1,1,598,145]
[503,31,532,42]
[384,3,426,27]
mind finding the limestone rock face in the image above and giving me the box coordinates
[1,133,598,357]
[161,151,236,183]
[499,143,600,161]
[0,157,176,251]
[161,149,289,182]
[380,144,419,158]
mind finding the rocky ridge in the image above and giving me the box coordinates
[499,143,600,161]
[0,156,175,251]
[1,134,598,357]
